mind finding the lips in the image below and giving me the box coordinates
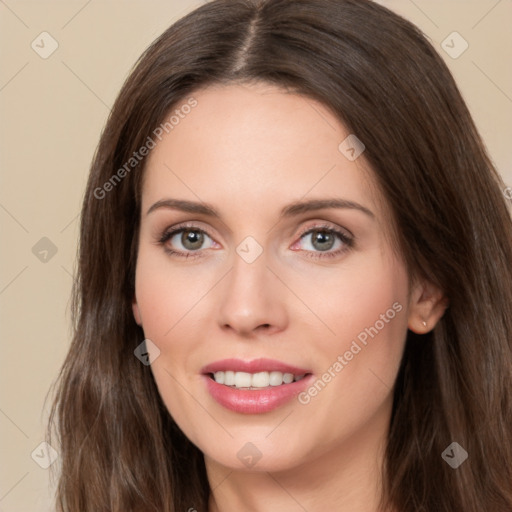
[201,358,314,414]
[201,357,311,375]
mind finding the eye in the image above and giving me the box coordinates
[158,224,217,257]
[158,222,353,259]
[292,224,354,258]
[301,229,339,251]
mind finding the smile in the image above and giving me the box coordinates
[201,358,314,413]
[210,370,307,389]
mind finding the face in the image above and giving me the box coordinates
[132,83,436,473]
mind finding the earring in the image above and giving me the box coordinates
[422,320,427,328]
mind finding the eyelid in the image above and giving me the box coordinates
[296,220,354,240]
[159,221,216,241]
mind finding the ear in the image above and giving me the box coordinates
[132,298,143,326]
[407,278,448,334]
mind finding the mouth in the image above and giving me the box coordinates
[201,357,312,388]
[201,358,314,413]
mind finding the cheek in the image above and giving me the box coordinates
[290,246,409,360]
[341,256,408,372]
[133,250,219,430]
[293,252,409,440]
[134,246,213,341]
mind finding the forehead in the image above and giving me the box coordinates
[141,83,383,222]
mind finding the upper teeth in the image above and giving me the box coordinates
[213,371,306,388]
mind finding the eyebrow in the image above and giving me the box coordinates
[146,197,375,219]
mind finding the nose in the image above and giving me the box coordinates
[216,249,288,337]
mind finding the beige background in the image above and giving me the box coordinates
[0,1,511,510]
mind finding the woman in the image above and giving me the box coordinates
[48,0,512,510]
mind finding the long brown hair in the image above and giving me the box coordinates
[47,0,512,510]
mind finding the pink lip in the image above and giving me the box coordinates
[201,358,311,375]
[201,358,313,414]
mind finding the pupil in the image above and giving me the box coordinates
[182,230,204,250]
[312,230,334,251]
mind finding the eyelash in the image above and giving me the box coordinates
[157,222,354,260]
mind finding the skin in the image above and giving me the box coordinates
[132,83,446,512]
